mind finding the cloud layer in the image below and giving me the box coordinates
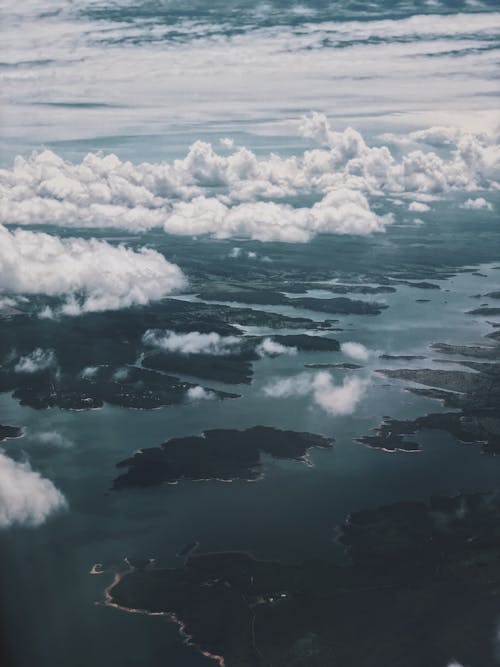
[1,115,497,242]
[0,224,187,314]
[0,450,67,528]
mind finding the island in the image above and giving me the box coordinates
[113,426,334,489]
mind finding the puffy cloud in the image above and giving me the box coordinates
[80,366,99,379]
[461,197,493,210]
[341,342,371,362]
[164,189,391,243]
[0,450,67,528]
[186,386,216,401]
[142,329,241,355]
[14,348,57,374]
[409,201,431,212]
[256,338,298,357]
[30,431,74,449]
[0,224,187,314]
[112,367,130,381]
[263,371,368,416]
[1,116,498,242]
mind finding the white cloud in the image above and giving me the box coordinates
[186,386,216,401]
[164,189,391,243]
[1,114,498,242]
[31,431,74,449]
[142,329,241,355]
[0,450,67,528]
[461,197,493,210]
[263,371,368,416]
[112,367,130,382]
[409,201,431,212]
[80,366,99,379]
[14,348,57,374]
[341,342,371,362]
[256,338,298,357]
[0,224,187,314]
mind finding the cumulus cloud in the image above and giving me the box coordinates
[2,115,497,242]
[80,366,99,379]
[112,367,130,382]
[0,450,67,528]
[256,338,298,357]
[164,189,391,243]
[461,197,493,210]
[409,201,431,212]
[14,348,57,374]
[30,431,74,449]
[186,386,216,401]
[142,329,241,355]
[0,224,187,314]
[341,341,371,362]
[263,371,368,416]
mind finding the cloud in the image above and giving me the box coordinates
[30,431,74,449]
[164,189,391,243]
[341,341,371,361]
[263,371,368,416]
[142,329,241,355]
[409,201,431,212]
[461,197,493,210]
[80,366,99,379]
[186,386,216,401]
[0,224,187,314]
[0,450,67,528]
[2,115,497,242]
[256,338,298,357]
[14,348,57,374]
[112,367,130,381]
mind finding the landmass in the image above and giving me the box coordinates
[113,427,334,490]
[0,424,22,441]
[102,491,500,667]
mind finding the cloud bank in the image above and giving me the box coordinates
[264,371,368,416]
[0,450,67,528]
[1,115,497,242]
[0,224,187,314]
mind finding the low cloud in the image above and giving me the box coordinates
[186,386,216,401]
[143,329,241,355]
[80,366,99,379]
[14,348,57,374]
[164,190,391,243]
[256,338,298,357]
[0,450,67,528]
[0,224,187,315]
[30,431,74,449]
[2,115,495,242]
[263,371,368,416]
[409,201,430,212]
[461,197,493,210]
[341,341,371,362]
